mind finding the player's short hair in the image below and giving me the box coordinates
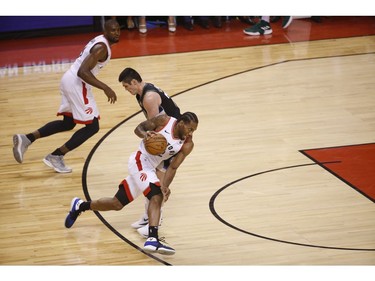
[103,18,119,31]
[118,67,142,83]
[178,112,199,124]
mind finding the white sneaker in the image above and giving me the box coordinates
[131,214,149,229]
[43,153,72,173]
[13,134,31,163]
[131,211,164,229]
[136,217,164,239]
[137,224,149,238]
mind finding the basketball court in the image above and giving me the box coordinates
[0,14,374,273]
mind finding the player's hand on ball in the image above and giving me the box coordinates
[144,130,156,140]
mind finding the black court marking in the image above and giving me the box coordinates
[209,162,375,251]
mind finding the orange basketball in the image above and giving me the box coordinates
[144,133,168,155]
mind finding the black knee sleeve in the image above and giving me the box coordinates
[145,182,162,200]
[64,118,99,151]
[61,115,76,131]
[115,181,131,206]
[85,118,100,136]
[38,115,76,137]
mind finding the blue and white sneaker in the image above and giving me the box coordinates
[143,237,175,255]
[65,197,83,228]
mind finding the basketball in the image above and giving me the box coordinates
[144,133,168,155]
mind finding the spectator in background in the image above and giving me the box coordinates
[138,16,177,33]
[126,16,135,29]
[210,16,223,28]
[243,16,293,36]
[181,16,222,30]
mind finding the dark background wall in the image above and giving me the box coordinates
[0,16,102,39]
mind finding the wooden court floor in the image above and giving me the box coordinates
[0,32,374,268]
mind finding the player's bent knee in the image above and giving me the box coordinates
[115,181,133,206]
[145,182,162,201]
[62,116,76,131]
[88,119,99,134]
[150,193,163,205]
[63,122,76,131]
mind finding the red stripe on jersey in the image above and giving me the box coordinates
[72,119,96,125]
[121,179,134,202]
[57,112,73,117]
[153,182,161,187]
[56,112,100,124]
[143,186,151,197]
[143,181,160,197]
[135,151,142,171]
[82,82,88,104]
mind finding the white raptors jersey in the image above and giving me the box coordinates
[139,117,185,167]
[69,35,111,77]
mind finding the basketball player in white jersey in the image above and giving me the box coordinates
[118,67,185,238]
[12,19,120,173]
[64,112,199,255]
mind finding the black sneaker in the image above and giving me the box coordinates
[243,20,272,35]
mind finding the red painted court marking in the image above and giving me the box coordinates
[301,143,375,202]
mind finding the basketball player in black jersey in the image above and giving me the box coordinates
[118,67,189,238]
[119,67,181,119]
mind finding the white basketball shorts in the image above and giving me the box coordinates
[58,70,100,124]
